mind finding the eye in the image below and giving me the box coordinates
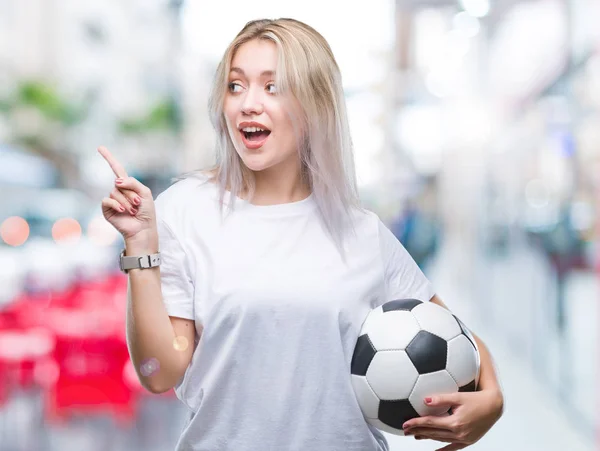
[266,83,277,94]
[228,82,243,93]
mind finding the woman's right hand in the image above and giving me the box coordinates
[98,146,157,245]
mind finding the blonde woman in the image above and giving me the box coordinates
[99,18,503,451]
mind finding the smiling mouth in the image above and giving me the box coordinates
[239,126,272,150]
[242,129,271,142]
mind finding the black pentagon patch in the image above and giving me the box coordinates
[379,399,419,429]
[382,299,423,313]
[453,315,477,350]
[459,380,477,392]
[351,334,376,376]
[406,330,448,374]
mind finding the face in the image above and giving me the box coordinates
[224,39,303,174]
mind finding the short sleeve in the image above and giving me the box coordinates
[378,218,436,303]
[157,218,195,320]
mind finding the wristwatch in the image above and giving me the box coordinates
[119,249,161,274]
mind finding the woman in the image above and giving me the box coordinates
[99,18,503,451]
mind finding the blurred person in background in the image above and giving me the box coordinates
[391,176,441,273]
[99,18,503,451]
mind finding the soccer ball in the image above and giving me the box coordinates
[350,298,480,435]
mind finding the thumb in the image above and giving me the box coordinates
[425,392,462,407]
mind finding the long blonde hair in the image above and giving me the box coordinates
[185,18,363,255]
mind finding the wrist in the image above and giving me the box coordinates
[125,230,159,255]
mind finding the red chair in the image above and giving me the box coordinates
[41,306,137,426]
[0,327,56,390]
[0,360,8,408]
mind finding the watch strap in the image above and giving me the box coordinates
[120,250,161,273]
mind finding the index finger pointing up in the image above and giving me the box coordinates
[98,146,128,178]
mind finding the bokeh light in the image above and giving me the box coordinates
[52,217,82,244]
[0,216,30,246]
[452,11,480,38]
[140,357,160,377]
[459,0,490,18]
[173,336,189,352]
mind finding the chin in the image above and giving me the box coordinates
[236,142,293,173]
[240,154,273,173]
[244,163,270,173]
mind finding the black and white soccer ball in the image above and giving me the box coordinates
[351,298,480,435]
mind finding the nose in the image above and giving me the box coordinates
[241,86,264,116]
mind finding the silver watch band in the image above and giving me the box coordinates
[119,249,161,273]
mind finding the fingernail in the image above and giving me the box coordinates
[116,178,123,184]
[425,397,432,404]
[133,197,140,205]
[119,206,125,212]
[130,208,137,215]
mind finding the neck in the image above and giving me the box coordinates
[247,164,310,206]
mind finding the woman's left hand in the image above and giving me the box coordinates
[402,389,504,451]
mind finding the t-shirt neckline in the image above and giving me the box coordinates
[229,190,316,216]
[199,174,316,217]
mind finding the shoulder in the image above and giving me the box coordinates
[337,207,389,253]
[349,206,385,235]
[349,207,404,256]
[154,171,216,224]
[155,171,214,206]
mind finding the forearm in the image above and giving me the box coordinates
[125,239,187,393]
[472,333,504,407]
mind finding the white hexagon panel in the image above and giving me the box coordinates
[362,310,420,351]
[408,370,458,417]
[411,302,461,341]
[350,374,380,419]
[446,334,479,388]
[360,305,384,332]
[366,350,419,400]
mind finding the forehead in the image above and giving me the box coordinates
[230,39,278,76]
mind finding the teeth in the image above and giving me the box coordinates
[241,126,266,133]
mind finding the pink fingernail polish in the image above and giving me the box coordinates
[133,197,140,205]
[115,178,123,184]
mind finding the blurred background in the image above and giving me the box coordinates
[0,0,599,449]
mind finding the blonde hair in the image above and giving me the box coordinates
[184,18,363,255]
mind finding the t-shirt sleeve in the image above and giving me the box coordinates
[378,218,436,303]
[157,218,195,320]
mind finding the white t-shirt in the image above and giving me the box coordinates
[154,175,436,451]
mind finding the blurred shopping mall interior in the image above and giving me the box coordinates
[0,0,599,449]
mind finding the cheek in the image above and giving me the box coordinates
[272,106,302,138]
[222,106,239,137]
[223,100,236,121]
[283,103,306,142]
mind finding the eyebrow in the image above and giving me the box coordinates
[229,67,275,77]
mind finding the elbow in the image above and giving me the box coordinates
[131,353,189,395]
[144,379,175,395]
[136,371,176,394]
[147,385,173,395]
